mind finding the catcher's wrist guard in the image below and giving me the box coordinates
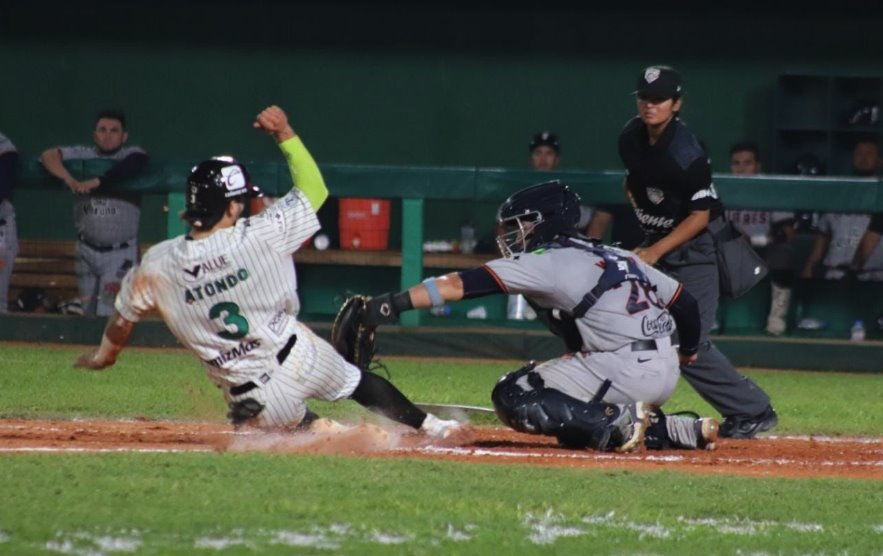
[363,292,411,326]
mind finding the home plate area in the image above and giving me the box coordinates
[0,418,880,480]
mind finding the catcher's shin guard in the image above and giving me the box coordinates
[491,366,627,451]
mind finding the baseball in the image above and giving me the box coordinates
[314,233,330,250]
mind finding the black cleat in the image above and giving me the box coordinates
[719,406,778,439]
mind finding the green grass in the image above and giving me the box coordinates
[2,344,881,436]
[0,343,881,555]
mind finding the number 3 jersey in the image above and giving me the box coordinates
[114,187,319,385]
[484,238,683,352]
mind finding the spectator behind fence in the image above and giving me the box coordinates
[724,141,796,336]
[800,139,883,282]
[0,132,19,312]
[39,109,150,317]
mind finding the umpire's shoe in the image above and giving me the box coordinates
[719,406,778,439]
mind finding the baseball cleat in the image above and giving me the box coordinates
[719,406,778,439]
[615,402,650,453]
[420,413,464,439]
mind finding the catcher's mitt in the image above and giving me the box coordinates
[331,295,377,371]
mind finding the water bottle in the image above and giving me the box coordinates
[460,222,476,254]
[507,295,524,320]
[507,295,538,321]
[850,320,866,342]
[430,305,452,317]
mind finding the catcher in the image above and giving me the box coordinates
[332,180,719,452]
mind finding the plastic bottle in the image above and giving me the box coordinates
[460,222,476,254]
[850,320,866,342]
[430,305,452,317]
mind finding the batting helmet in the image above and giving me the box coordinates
[183,156,263,230]
[496,180,581,257]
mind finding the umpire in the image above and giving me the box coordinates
[617,65,777,439]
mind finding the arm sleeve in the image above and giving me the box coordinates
[869,213,883,234]
[458,266,505,299]
[683,157,716,212]
[667,285,701,356]
[0,151,19,202]
[99,152,150,187]
[279,136,328,212]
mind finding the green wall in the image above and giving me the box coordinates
[3,4,883,175]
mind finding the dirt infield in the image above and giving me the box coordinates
[1,418,880,481]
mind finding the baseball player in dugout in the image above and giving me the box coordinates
[40,110,149,317]
[0,132,19,313]
[74,105,463,439]
[618,65,777,438]
[339,180,720,453]
[726,141,797,336]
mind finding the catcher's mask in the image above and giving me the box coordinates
[496,180,581,257]
[183,156,264,230]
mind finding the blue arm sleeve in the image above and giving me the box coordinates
[458,266,504,299]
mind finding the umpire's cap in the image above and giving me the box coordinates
[633,65,683,99]
[529,131,560,154]
[183,156,263,229]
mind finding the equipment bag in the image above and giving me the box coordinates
[709,218,768,299]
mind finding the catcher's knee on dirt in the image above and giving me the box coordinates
[491,365,624,451]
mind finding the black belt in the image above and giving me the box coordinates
[229,334,298,396]
[630,339,657,351]
[79,235,131,252]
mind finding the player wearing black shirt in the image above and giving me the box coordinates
[617,66,778,439]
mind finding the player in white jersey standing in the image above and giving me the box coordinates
[342,181,719,452]
[74,105,461,438]
[0,132,19,312]
[725,141,796,336]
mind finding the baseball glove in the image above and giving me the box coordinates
[331,295,377,371]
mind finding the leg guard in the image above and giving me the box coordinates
[491,364,627,451]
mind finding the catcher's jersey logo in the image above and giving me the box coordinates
[646,187,664,205]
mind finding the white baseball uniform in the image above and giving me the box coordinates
[114,138,361,428]
[817,212,883,280]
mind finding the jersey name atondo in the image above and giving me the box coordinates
[115,189,319,385]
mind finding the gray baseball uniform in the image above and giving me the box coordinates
[726,210,793,241]
[485,239,682,406]
[817,212,883,280]
[56,145,146,316]
[0,132,18,313]
[115,165,361,429]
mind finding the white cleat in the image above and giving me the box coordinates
[420,413,464,439]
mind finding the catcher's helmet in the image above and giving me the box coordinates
[183,156,263,229]
[496,180,581,257]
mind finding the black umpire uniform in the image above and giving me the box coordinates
[617,66,777,438]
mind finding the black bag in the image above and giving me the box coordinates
[709,219,768,299]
